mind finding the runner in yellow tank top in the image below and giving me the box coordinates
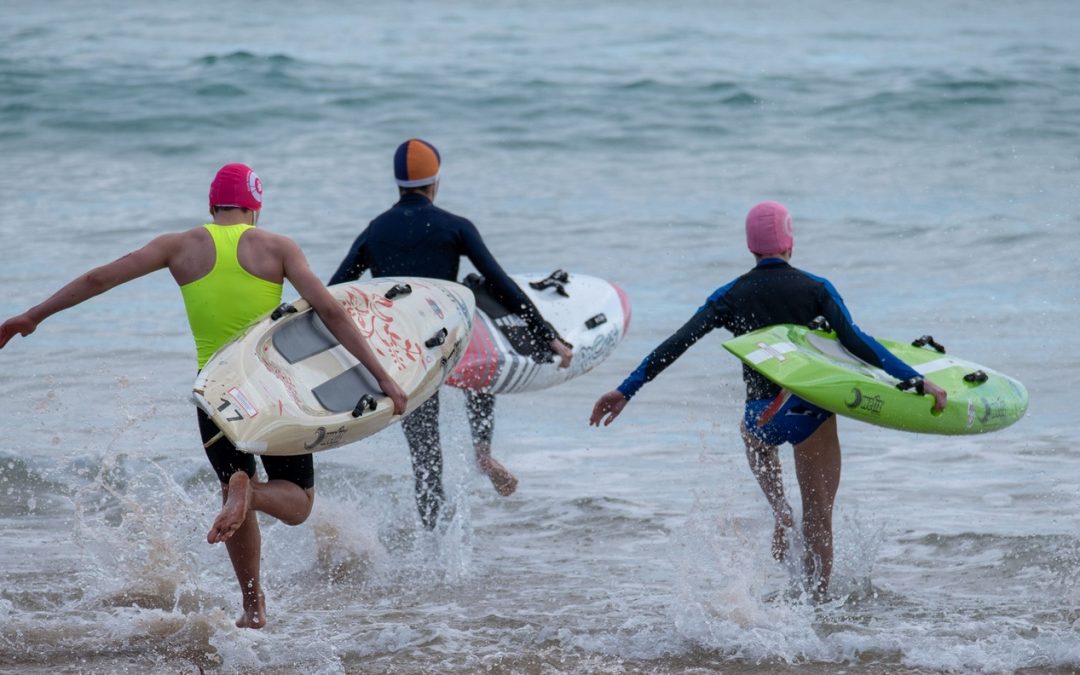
[0,164,407,630]
[181,223,283,368]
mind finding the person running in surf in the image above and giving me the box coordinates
[589,201,947,597]
[0,163,407,628]
[330,138,572,529]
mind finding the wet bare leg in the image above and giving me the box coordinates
[225,505,266,628]
[793,415,841,598]
[208,471,315,628]
[742,423,794,561]
[464,391,516,496]
[771,510,795,562]
[475,442,518,497]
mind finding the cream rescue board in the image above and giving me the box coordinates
[193,278,474,456]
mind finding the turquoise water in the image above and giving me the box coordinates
[1,1,1079,672]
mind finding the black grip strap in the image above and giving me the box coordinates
[896,377,925,395]
[271,302,298,321]
[912,335,946,353]
[425,327,448,348]
[964,370,988,384]
[384,283,412,300]
[351,394,377,418]
[528,269,570,297]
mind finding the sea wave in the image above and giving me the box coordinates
[3,45,1078,155]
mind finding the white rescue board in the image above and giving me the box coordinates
[446,270,630,394]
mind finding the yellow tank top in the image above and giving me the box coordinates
[181,224,283,368]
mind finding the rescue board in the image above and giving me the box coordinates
[445,270,631,394]
[193,278,474,455]
[722,324,1028,435]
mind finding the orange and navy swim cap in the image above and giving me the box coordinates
[209,163,263,211]
[394,139,441,188]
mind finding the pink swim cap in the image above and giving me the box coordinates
[745,201,793,255]
[209,163,263,211]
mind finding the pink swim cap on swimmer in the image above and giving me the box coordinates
[209,163,263,211]
[394,138,441,188]
[745,201,793,255]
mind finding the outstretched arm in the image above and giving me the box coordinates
[0,235,177,349]
[590,301,724,427]
[616,303,722,400]
[283,239,407,414]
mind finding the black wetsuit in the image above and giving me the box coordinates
[330,192,557,528]
[618,258,920,405]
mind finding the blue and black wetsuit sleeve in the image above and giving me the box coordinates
[617,294,728,400]
[329,230,370,285]
[814,275,922,382]
[459,218,560,344]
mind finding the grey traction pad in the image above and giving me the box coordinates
[272,311,380,413]
[272,312,340,364]
[312,365,382,414]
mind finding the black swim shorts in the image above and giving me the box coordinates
[197,407,315,490]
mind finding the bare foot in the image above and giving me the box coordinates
[236,589,266,629]
[208,471,252,544]
[477,455,518,497]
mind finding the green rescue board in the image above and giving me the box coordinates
[722,324,1028,435]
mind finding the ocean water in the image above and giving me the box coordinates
[1,0,1079,672]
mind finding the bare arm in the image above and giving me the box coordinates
[0,235,177,349]
[281,238,407,415]
[922,378,948,413]
[549,338,572,369]
[589,390,628,426]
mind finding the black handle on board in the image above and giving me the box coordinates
[384,284,412,300]
[271,303,298,321]
[425,328,448,348]
[528,269,570,297]
[896,377,926,395]
[912,335,946,353]
[964,370,988,384]
[351,394,377,418]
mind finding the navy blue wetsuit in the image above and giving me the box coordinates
[330,192,557,527]
[618,258,921,445]
[331,192,556,344]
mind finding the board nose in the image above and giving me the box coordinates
[611,282,632,335]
